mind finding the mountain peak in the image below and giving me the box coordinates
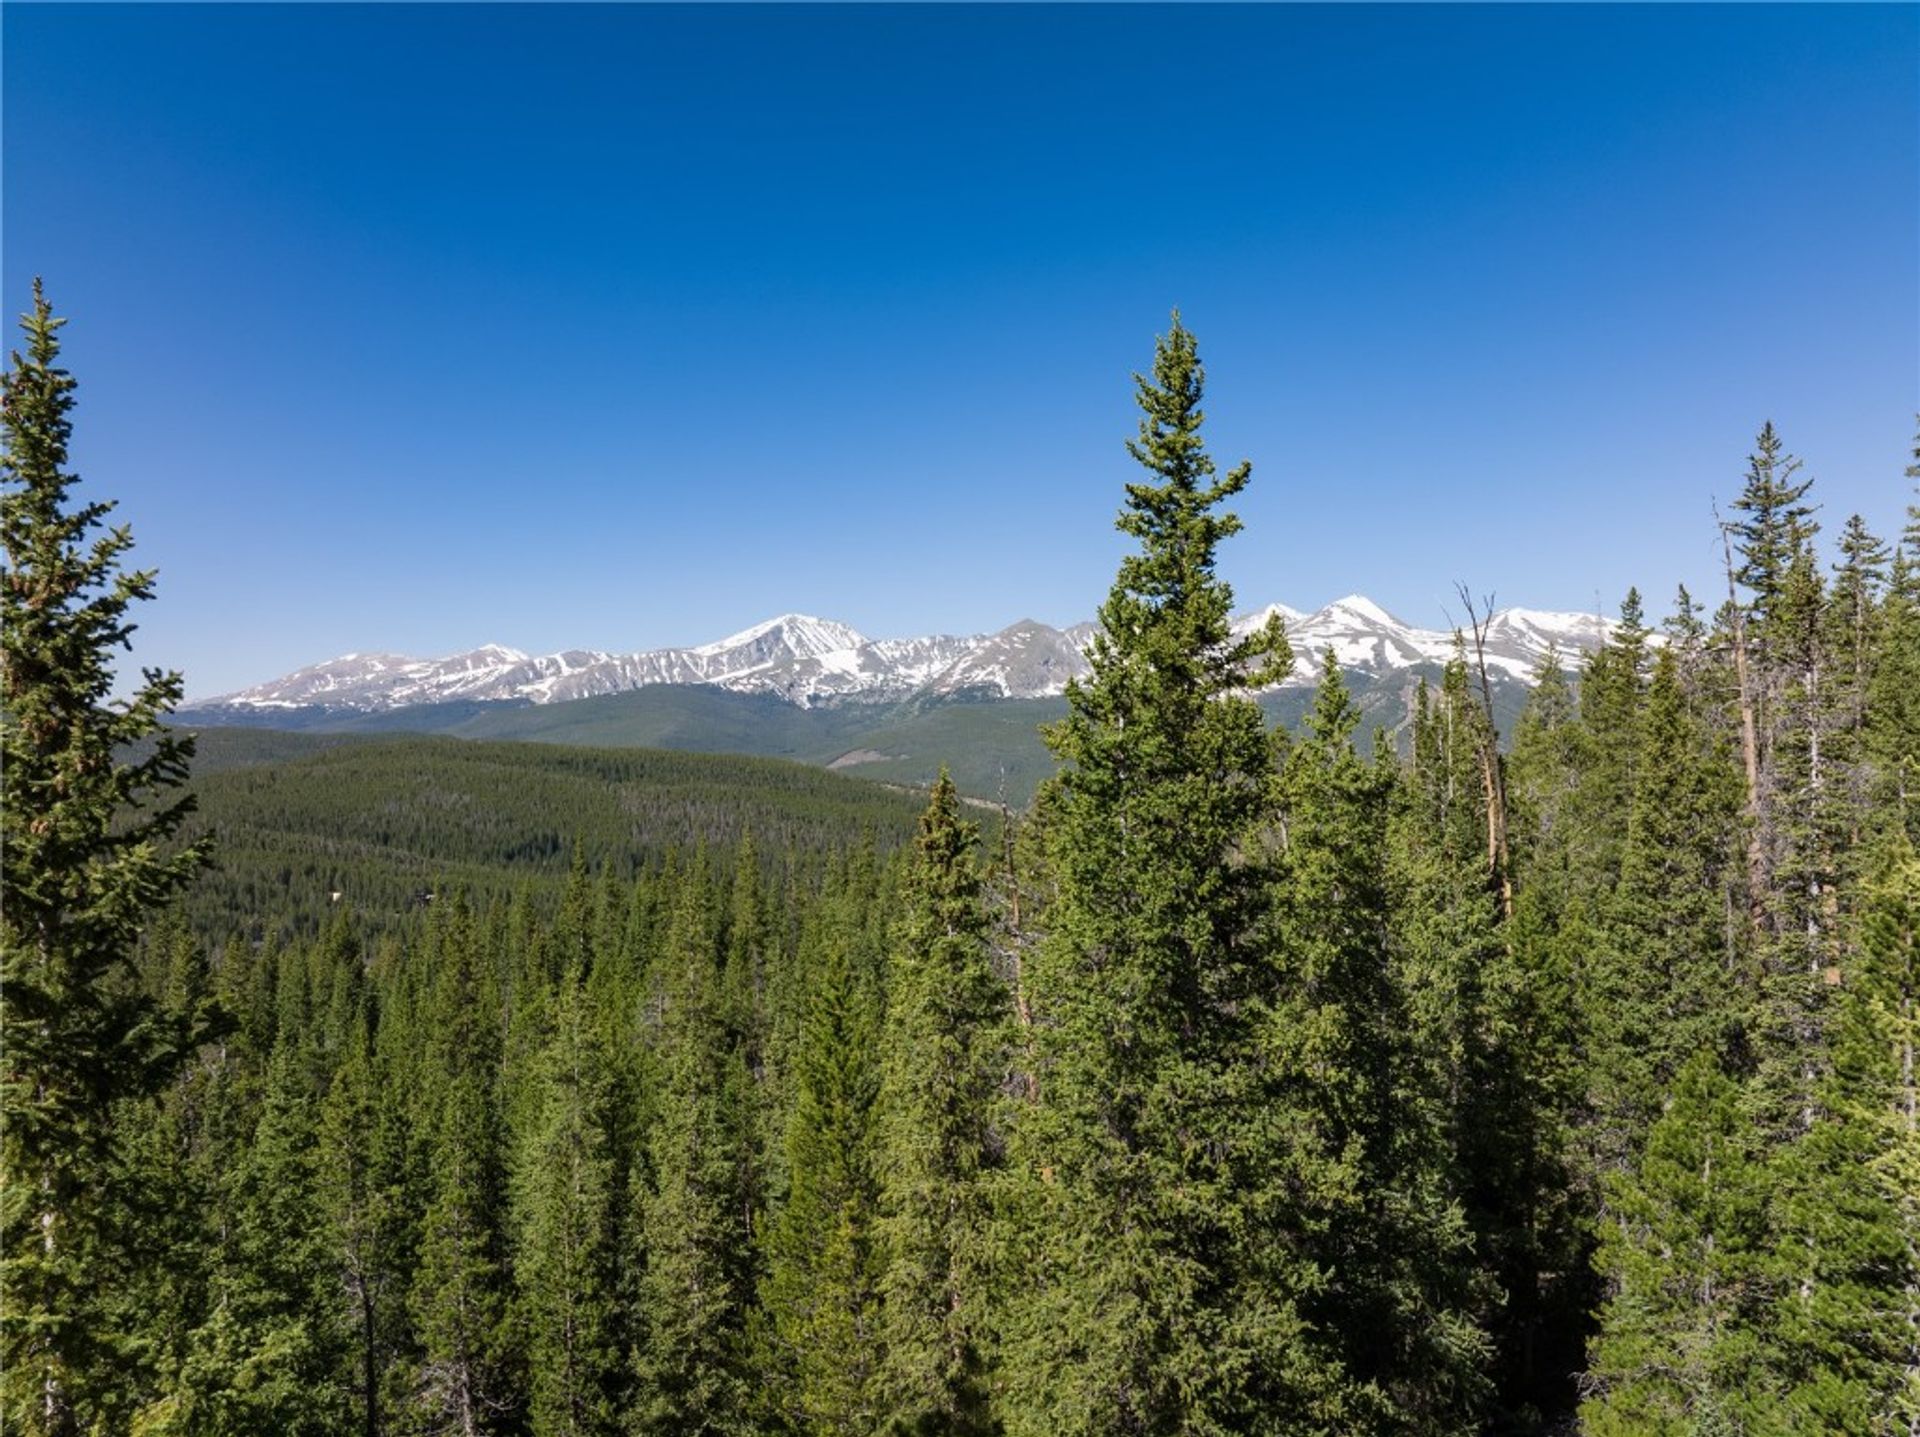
[1323,594,1399,626]
[693,613,866,658]
[195,596,1620,713]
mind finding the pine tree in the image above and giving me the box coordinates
[409,909,517,1435]
[1271,653,1491,1430]
[632,866,753,1434]
[719,832,776,1302]
[1869,433,1920,839]
[1587,646,1747,1177]
[512,970,619,1437]
[875,771,1005,1435]
[1872,562,1920,842]
[1905,420,1920,562]
[1583,1050,1773,1435]
[157,1042,350,1434]
[1391,655,1503,1177]
[1830,516,1890,729]
[1394,646,1585,1430]
[1763,846,1920,1430]
[1748,542,1843,1166]
[317,1007,419,1437]
[1496,647,1605,1426]
[1506,647,1580,888]
[998,314,1294,1434]
[1731,423,1819,643]
[105,921,223,1427]
[1,282,213,1433]
[763,866,887,1434]
[1831,848,1920,1429]
[1568,590,1652,911]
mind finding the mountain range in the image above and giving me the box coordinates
[199,596,1615,715]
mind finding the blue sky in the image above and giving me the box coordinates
[4,3,1915,698]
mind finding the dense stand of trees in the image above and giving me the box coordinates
[5,294,1920,1434]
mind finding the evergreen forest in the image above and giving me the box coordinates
[5,289,1919,1435]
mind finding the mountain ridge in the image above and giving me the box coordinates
[200,595,1618,714]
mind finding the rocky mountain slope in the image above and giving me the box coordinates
[199,596,1615,713]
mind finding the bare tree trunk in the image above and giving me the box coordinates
[1456,586,1514,922]
[999,806,1038,1101]
[1718,513,1769,926]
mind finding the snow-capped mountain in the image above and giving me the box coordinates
[197,598,1618,714]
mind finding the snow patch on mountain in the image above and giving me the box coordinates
[199,597,1622,713]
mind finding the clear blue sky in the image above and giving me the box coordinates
[5,3,1915,698]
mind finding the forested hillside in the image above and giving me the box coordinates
[171,731,940,942]
[177,670,1516,805]
[5,297,1918,1434]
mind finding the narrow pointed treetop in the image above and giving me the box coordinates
[1077,310,1290,716]
[1730,421,1819,622]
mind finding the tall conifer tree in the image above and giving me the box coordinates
[999,314,1294,1434]
[1766,847,1920,1429]
[1,283,213,1433]
[1583,1051,1773,1434]
[318,1007,419,1437]
[875,771,1005,1434]
[1271,653,1491,1430]
[1588,646,1747,1174]
[409,907,517,1434]
[513,971,619,1437]
[633,865,753,1434]
[763,866,887,1434]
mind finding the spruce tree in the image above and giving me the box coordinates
[1840,848,1920,1428]
[875,771,1005,1435]
[632,866,753,1434]
[1271,652,1491,1430]
[1,282,213,1433]
[317,1007,419,1437]
[1751,843,1920,1431]
[998,314,1294,1434]
[1869,439,1920,838]
[1583,1050,1772,1435]
[512,971,619,1437]
[763,864,887,1434]
[1871,561,1920,842]
[1731,423,1819,643]
[1587,646,1747,1176]
[409,908,517,1434]
[1392,646,1583,1430]
[160,1043,349,1434]
[1568,590,1652,912]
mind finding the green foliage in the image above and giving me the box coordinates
[1,283,213,1433]
[316,1011,420,1437]
[18,304,1920,1436]
[512,972,620,1436]
[763,864,888,1433]
[1765,849,1920,1432]
[1583,1051,1773,1435]
[875,772,1005,1435]
[409,912,518,1433]
[1001,314,1306,1434]
[175,732,933,939]
[1586,647,1746,1175]
[1272,654,1492,1431]
[632,868,754,1433]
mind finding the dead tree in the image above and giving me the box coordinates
[1716,503,1770,927]
[1454,584,1515,923]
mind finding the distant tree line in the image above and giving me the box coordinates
[4,292,1918,1434]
